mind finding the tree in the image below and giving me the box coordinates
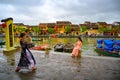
[98,27,112,33]
[81,26,87,32]
[65,26,71,34]
[48,28,54,34]
[16,27,26,33]
[32,27,41,36]
[25,28,29,33]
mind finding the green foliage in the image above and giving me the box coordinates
[81,26,87,32]
[25,28,29,33]
[65,26,71,34]
[48,28,54,34]
[112,25,120,31]
[98,27,112,32]
[32,26,41,35]
[15,27,26,33]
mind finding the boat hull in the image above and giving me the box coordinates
[95,48,120,58]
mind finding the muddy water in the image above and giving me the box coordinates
[0,50,120,80]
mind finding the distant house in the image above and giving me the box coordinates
[112,22,120,35]
[87,23,99,35]
[71,24,80,35]
[56,21,72,34]
[13,23,27,35]
[13,23,27,29]
[39,23,48,35]
[112,22,120,26]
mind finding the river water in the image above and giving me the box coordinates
[1,37,119,56]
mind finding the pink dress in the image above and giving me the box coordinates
[71,41,82,57]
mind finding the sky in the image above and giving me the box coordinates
[0,0,120,25]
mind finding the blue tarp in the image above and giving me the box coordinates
[97,39,103,44]
[97,39,120,51]
[104,40,114,51]
[114,40,120,45]
[113,40,120,51]
[97,44,102,48]
[97,39,103,48]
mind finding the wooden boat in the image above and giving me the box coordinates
[30,44,51,50]
[63,43,74,53]
[95,48,120,58]
[54,43,64,52]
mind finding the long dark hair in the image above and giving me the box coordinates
[78,37,82,42]
[19,33,26,38]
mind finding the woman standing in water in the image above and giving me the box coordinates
[15,33,36,72]
[71,37,82,58]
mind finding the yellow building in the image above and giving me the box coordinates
[56,21,72,34]
[13,23,27,35]
[39,21,72,34]
[71,24,80,35]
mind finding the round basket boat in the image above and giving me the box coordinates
[54,43,64,52]
[63,43,74,53]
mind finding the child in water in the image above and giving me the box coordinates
[15,33,36,72]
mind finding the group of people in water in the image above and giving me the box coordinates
[15,32,82,72]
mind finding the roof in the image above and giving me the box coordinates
[71,24,79,28]
[1,17,13,22]
[79,24,87,27]
[56,21,72,25]
[13,23,24,26]
[71,24,80,31]
[113,22,120,25]
[88,23,98,29]
[97,22,107,25]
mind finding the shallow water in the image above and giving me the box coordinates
[1,37,119,56]
[32,38,99,56]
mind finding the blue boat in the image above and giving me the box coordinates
[95,39,120,58]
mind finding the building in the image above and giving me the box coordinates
[56,21,72,34]
[71,24,80,35]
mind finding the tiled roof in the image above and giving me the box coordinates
[13,23,24,26]
[56,21,72,25]
[97,22,107,25]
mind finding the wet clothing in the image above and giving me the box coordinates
[17,39,36,68]
[71,41,82,57]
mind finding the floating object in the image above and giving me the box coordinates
[95,48,120,58]
[63,43,74,53]
[54,43,64,52]
[95,39,120,57]
[30,44,51,50]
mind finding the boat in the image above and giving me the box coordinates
[54,42,64,52]
[95,48,120,57]
[63,43,74,53]
[30,44,51,50]
[95,39,120,58]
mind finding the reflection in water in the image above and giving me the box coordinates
[17,72,36,80]
[4,53,15,66]
[72,57,82,72]
[45,48,50,58]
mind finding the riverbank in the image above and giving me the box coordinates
[0,50,120,80]
[0,35,120,38]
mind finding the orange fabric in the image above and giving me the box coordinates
[71,41,82,57]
